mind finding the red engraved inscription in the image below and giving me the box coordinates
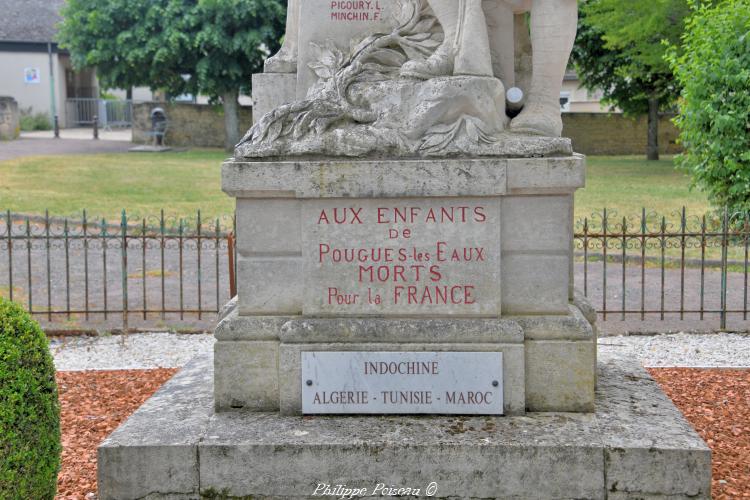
[329,0,383,21]
[314,203,491,310]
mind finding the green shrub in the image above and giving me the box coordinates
[668,0,750,212]
[0,298,60,499]
[19,108,52,131]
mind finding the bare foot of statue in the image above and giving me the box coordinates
[509,100,563,137]
[400,45,454,80]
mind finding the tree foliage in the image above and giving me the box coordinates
[668,0,750,212]
[571,0,691,159]
[58,0,286,147]
[59,0,285,99]
[0,298,61,500]
[192,0,283,99]
[572,10,646,117]
[575,0,689,111]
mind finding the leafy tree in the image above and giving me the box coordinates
[667,0,750,212]
[59,0,286,150]
[572,0,691,160]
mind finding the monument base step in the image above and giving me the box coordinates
[98,353,711,500]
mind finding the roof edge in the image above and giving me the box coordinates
[0,40,63,53]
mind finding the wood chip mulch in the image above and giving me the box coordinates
[649,368,750,499]
[55,369,177,500]
[52,368,749,499]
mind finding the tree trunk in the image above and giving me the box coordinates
[647,94,659,161]
[223,89,240,152]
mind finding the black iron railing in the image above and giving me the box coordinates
[1,208,748,331]
[575,208,749,330]
[0,210,235,331]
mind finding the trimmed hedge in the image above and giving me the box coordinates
[0,299,60,499]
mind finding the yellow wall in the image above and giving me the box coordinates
[562,113,681,155]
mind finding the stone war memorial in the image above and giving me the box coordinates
[98,1,711,498]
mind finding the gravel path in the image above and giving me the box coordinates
[51,332,215,371]
[51,331,750,371]
[599,332,750,368]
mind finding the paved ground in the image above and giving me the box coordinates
[21,127,131,141]
[50,331,750,371]
[0,130,132,162]
[574,261,750,335]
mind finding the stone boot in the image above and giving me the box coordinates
[264,45,298,73]
[400,0,458,79]
[510,0,577,137]
[400,44,454,80]
[264,0,299,73]
[509,99,563,137]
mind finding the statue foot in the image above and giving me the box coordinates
[509,102,563,137]
[400,52,453,80]
[264,46,297,73]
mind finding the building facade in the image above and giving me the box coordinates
[0,0,100,127]
[560,70,610,113]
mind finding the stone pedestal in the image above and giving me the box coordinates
[250,73,296,125]
[98,352,712,499]
[96,0,713,494]
[97,155,713,499]
[216,155,596,414]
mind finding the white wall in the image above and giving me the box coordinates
[561,79,612,113]
[132,87,156,101]
[108,88,251,106]
[195,94,253,106]
[107,86,157,101]
[0,50,64,123]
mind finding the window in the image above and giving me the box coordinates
[559,92,571,112]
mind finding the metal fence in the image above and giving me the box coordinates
[65,99,133,128]
[575,208,749,330]
[0,210,235,332]
[1,208,749,333]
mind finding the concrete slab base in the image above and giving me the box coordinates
[98,353,711,500]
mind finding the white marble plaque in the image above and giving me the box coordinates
[302,351,504,414]
[302,197,501,316]
[296,0,399,98]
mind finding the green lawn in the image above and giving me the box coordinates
[576,156,709,221]
[0,151,709,221]
[0,150,232,222]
